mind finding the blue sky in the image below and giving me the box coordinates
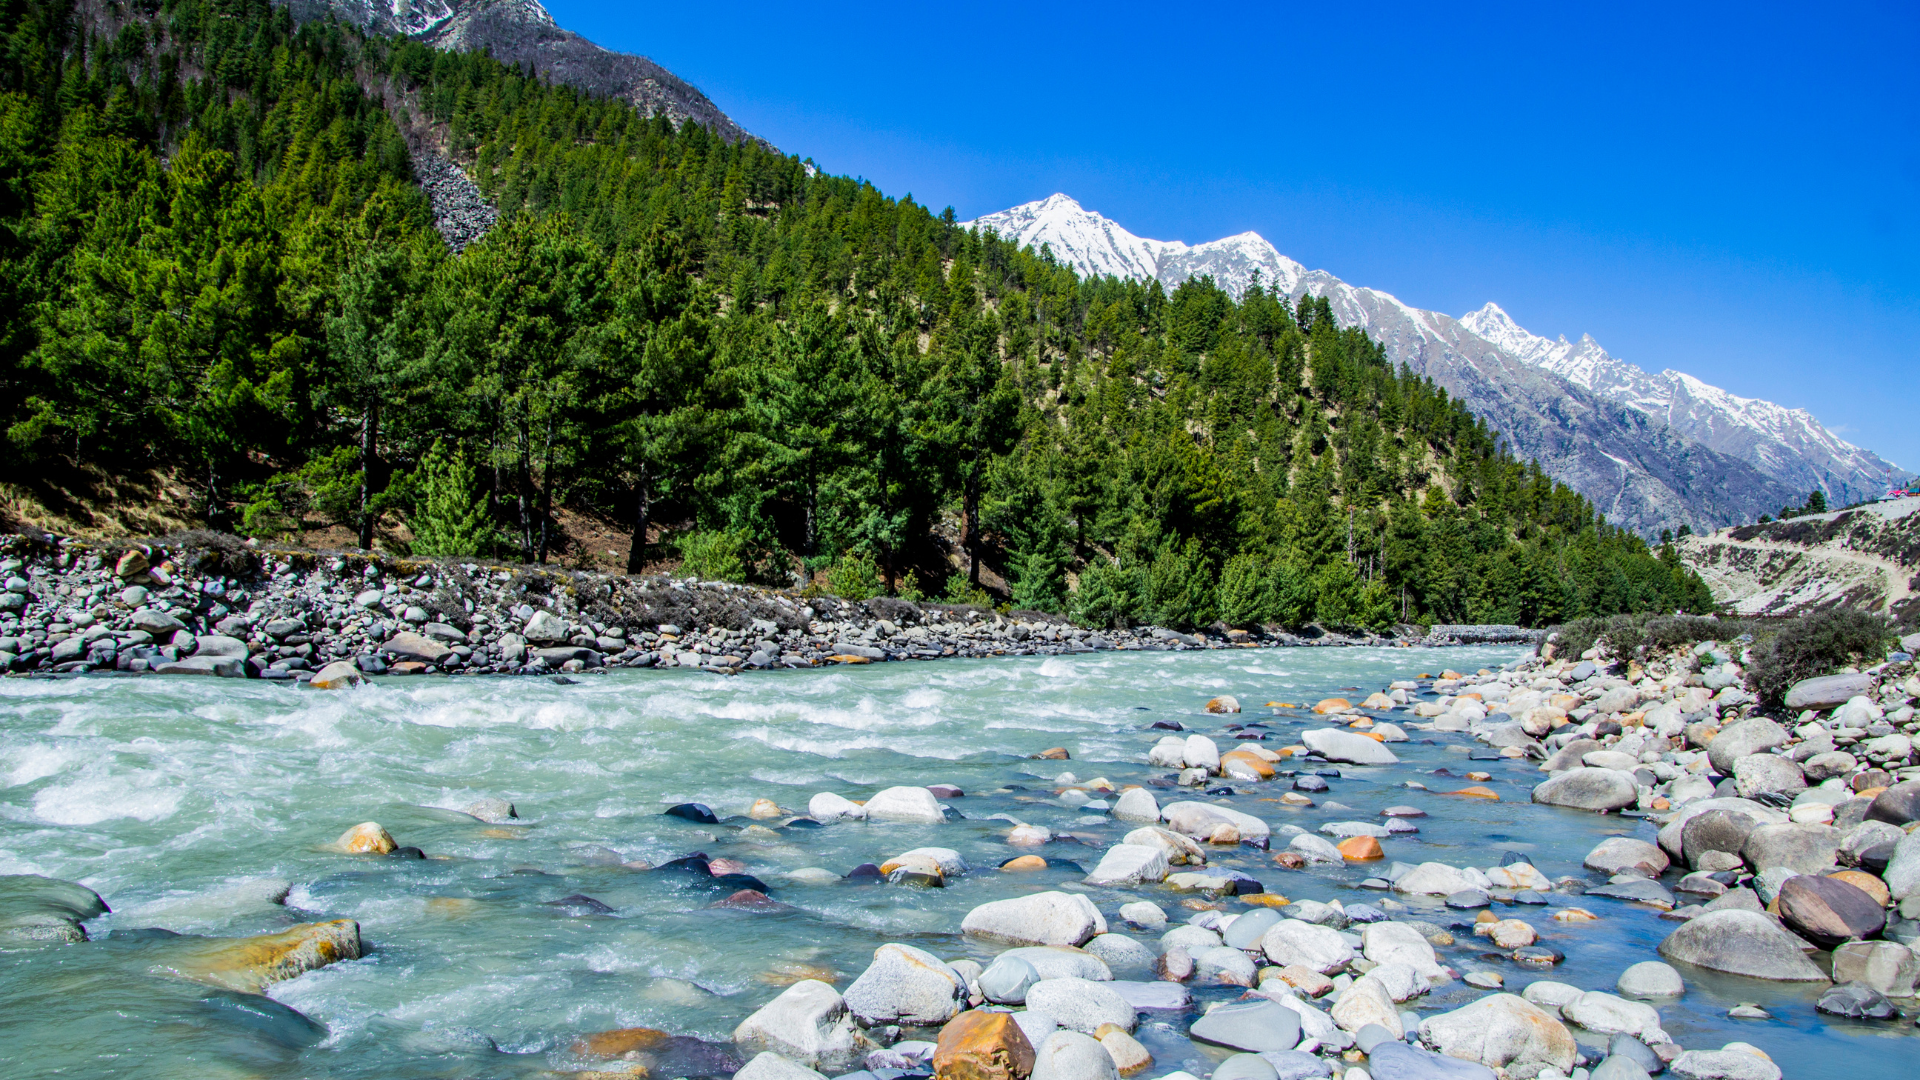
[549,0,1919,472]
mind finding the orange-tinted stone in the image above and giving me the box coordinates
[1442,786,1500,800]
[1001,855,1048,871]
[1220,749,1275,779]
[1829,869,1890,907]
[1312,698,1353,714]
[1035,748,1070,760]
[572,1028,671,1059]
[1337,836,1383,861]
[932,1009,1036,1080]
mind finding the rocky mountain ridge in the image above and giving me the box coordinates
[966,195,1902,534]
[279,0,759,145]
[1680,495,1920,621]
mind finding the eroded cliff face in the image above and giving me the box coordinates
[1680,496,1920,620]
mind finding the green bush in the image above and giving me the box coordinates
[1747,608,1891,705]
[1216,554,1271,628]
[675,529,751,583]
[410,441,494,557]
[829,550,882,600]
[1072,559,1142,629]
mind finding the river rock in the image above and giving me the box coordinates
[1183,735,1221,771]
[1084,934,1152,974]
[733,979,869,1071]
[1564,991,1662,1039]
[1288,834,1343,864]
[1260,919,1354,974]
[843,943,967,1025]
[1416,993,1576,1072]
[864,787,946,823]
[1616,961,1685,998]
[333,821,396,854]
[1194,945,1257,986]
[1084,845,1169,887]
[1000,946,1112,982]
[384,630,454,665]
[0,874,109,943]
[1866,780,1920,826]
[1681,809,1767,868]
[1885,831,1920,900]
[1815,982,1898,1019]
[1541,738,1604,773]
[1030,1031,1117,1080]
[1533,768,1638,811]
[1730,755,1804,799]
[1706,720,1789,775]
[1223,908,1282,949]
[1656,910,1828,980]
[1592,1056,1653,1080]
[1785,673,1876,710]
[1188,997,1302,1052]
[308,660,363,689]
[1118,902,1166,930]
[1160,802,1271,843]
[160,919,363,992]
[932,1009,1036,1080]
[1123,826,1206,865]
[809,792,865,821]
[1330,972,1401,1037]
[963,893,1105,947]
[1585,838,1669,877]
[1776,874,1885,947]
[1109,980,1191,1011]
[1830,941,1918,996]
[1740,822,1839,875]
[1111,788,1159,823]
[1025,978,1135,1033]
[1668,1047,1782,1080]
[1391,862,1479,896]
[1361,921,1446,982]
[1301,729,1399,765]
[1366,1041,1496,1080]
[980,954,1041,1004]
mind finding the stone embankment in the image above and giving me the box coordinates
[0,534,1492,680]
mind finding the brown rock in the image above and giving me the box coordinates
[1220,749,1275,779]
[1274,964,1333,997]
[1206,696,1242,714]
[1035,748,1071,760]
[1829,870,1890,908]
[1777,874,1886,948]
[1157,945,1194,981]
[159,919,362,993]
[1313,698,1353,714]
[573,1027,672,1059]
[1240,893,1290,907]
[1337,836,1383,861]
[932,1009,1035,1080]
[334,822,396,854]
[712,889,781,910]
[115,549,149,579]
[1001,855,1048,872]
[1442,786,1501,800]
[747,799,786,819]
[1272,852,1307,869]
[1098,1028,1152,1076]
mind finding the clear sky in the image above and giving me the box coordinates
[548,0,1919,471]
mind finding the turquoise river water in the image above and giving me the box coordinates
[0,648,1903,1078]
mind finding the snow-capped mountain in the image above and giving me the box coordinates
[280,0,758,145]
[966,195,1905,532]
[1459,303,1904,509]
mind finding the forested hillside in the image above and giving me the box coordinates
[0,0,1713,629]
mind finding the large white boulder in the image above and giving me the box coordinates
[732,980,868,1072]
[1301,729,1400,765]
[841,943,966,1025]
[962,892,1106,947]
[1084,844,1170,887]
[861,786,946,823]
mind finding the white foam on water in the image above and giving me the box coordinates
[32,773,183,825]
[4,742,86,786]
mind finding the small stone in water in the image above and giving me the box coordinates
[1816,983,1900,1020]
[1001,856,1048,872]
[1727,1004,1770,1019]
[1465,971,1504,989]
[846,864,884,881]
[1294,777,1329,793]
[665,803,719,824]
[1444,890,1490,909]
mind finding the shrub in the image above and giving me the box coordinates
[830,550,882,600]
[674,529,752,583]
[410,441,493,558]
[1216,554,1271,628]
[1145,540,1216,630]
[1748,608,1891,705]
[1072,558,1142,629]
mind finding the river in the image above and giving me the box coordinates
[0,648,1895,1078]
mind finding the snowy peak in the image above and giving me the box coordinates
[962,195,1305,299]
[1460,302,1906,503]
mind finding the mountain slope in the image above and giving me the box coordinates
[1680,496,1920,620]
[281,0,759,145]
[966,195,1894,534]
[1460,303,1902,508]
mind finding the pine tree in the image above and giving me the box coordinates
[410,441,494,557]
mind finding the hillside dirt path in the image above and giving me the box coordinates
[1687,533,1915,611]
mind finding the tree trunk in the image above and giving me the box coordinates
[516,418,533,564]
[625,460,650,575]
[357,400,379,550]
[964,458,981,586]
[536,417,555,564]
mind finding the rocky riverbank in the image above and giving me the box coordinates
[0,534,1533,680]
